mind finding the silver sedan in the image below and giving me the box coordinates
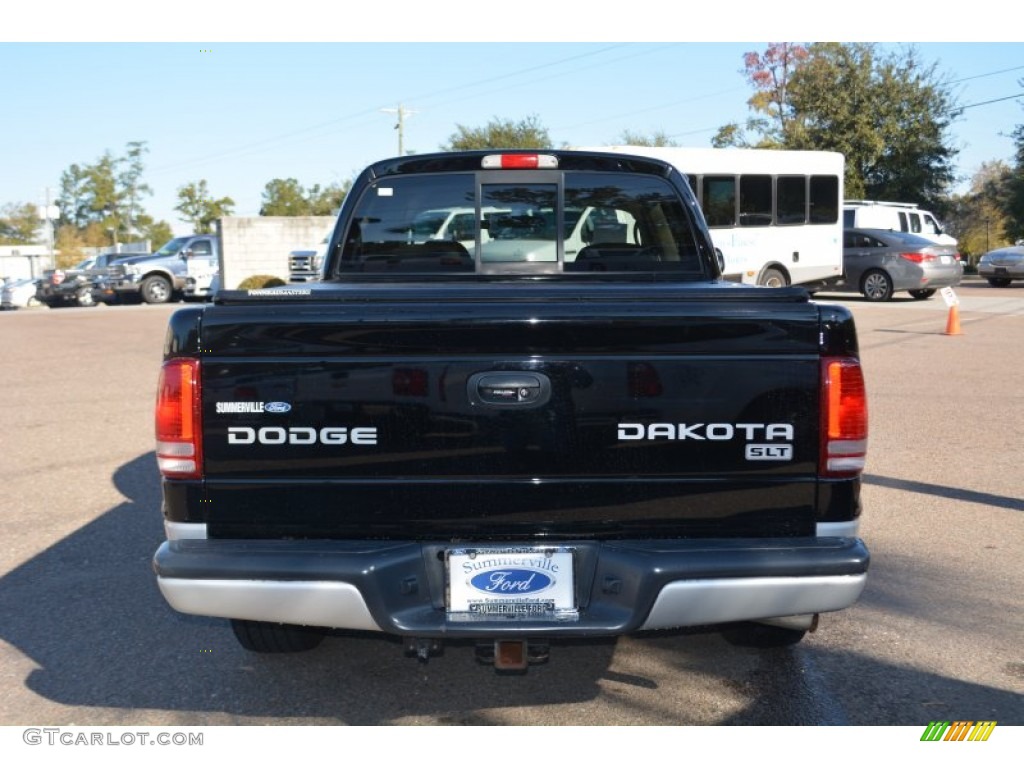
[840,228,962,301]
[977,244,1024,287]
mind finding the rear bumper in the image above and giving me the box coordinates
[154,535,869,637]
[978,264,1024,279]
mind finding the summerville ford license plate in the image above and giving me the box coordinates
[446,547,577,620]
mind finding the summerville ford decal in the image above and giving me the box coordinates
[446,548,577,618]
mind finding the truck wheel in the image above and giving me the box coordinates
[140,275,172,304]
[230,619,325,653]
[758,268,787,288]
[860,270,893,301]
[76,288,96,307]
[722,623,807,648]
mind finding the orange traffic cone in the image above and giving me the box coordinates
[944,304,962,336]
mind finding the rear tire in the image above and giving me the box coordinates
[861,270,894,301]
[230,619,326,653]
[987,277,1012,288]
[908,288,936,300]
[722,623,807,648]
[758,267,788,288]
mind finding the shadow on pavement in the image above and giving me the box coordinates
[0,453,1020,725]
[865,474,1024,512]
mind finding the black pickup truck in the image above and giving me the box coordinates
[152,150,869,669]
[35,252,127,308]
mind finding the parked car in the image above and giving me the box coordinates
[101,235,220,304]
[977,244,1024,287]
[288,234,330,283]
[839,228,962,301]
[1,277,42,310]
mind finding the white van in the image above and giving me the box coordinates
[843,200,957,247]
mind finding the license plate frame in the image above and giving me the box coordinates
[446,546,578,621]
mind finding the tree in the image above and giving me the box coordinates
[944,162,1013,263]
[260,178,350,216]
[716,43,959,208]
[58,163,90,230]
[613,130,679,147]
[441,115,551,151]
[175,180,235,233]
[788,43,957,207]
[55,142,172,246]
[260,178,311,216]
[713,43,808,149]
[0,202,40,243]
[997,115,1024,242]
[307,181,351,216]
[136,216,174,248]
[119,140,153,237]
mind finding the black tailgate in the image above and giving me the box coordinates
[192,283,827,540]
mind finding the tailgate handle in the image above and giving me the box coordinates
[468,372,551,408]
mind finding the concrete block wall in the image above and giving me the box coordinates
[217,216,335,290]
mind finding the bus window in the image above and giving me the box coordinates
[776,176,806,225]
[739,175,772,226]
[809,176,839,223]
[702,176,736,227]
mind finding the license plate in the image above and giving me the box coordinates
[446,546,577,620]
[941,255,953,264]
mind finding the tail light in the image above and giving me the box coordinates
[821,357,868,477]
[899,252,936,263]
[156,359,202,479]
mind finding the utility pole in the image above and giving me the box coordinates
[38,187,58,275]
[380,104,417,156]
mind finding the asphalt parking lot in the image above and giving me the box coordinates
[0,279,1021,731]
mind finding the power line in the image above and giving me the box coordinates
[954,91,1024,114]
[947,65,1024,85]
[147,44,640,178]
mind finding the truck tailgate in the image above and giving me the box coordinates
[192,284,828,540]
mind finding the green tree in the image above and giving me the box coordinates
[787,43,957,207]
[441,115,551,150]
[119,140,153,237]
[0,202,40,243]
[83,150,122,234]
[307,181,351,216]
[58,163,91,229]
[613,129,679,147]
[55,142,169,243]
[716,43,958,207]
[260,178,311,216]
[136,215,174,248]
[175,180,235,233]
[944,162,1013,263]
[998,118,1024,241]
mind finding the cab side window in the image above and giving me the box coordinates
[190,240,213,256]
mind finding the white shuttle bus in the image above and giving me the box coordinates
[582,146,844,289]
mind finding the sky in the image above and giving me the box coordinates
[3,5,1023,239]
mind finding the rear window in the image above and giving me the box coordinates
[337,171,706,276]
